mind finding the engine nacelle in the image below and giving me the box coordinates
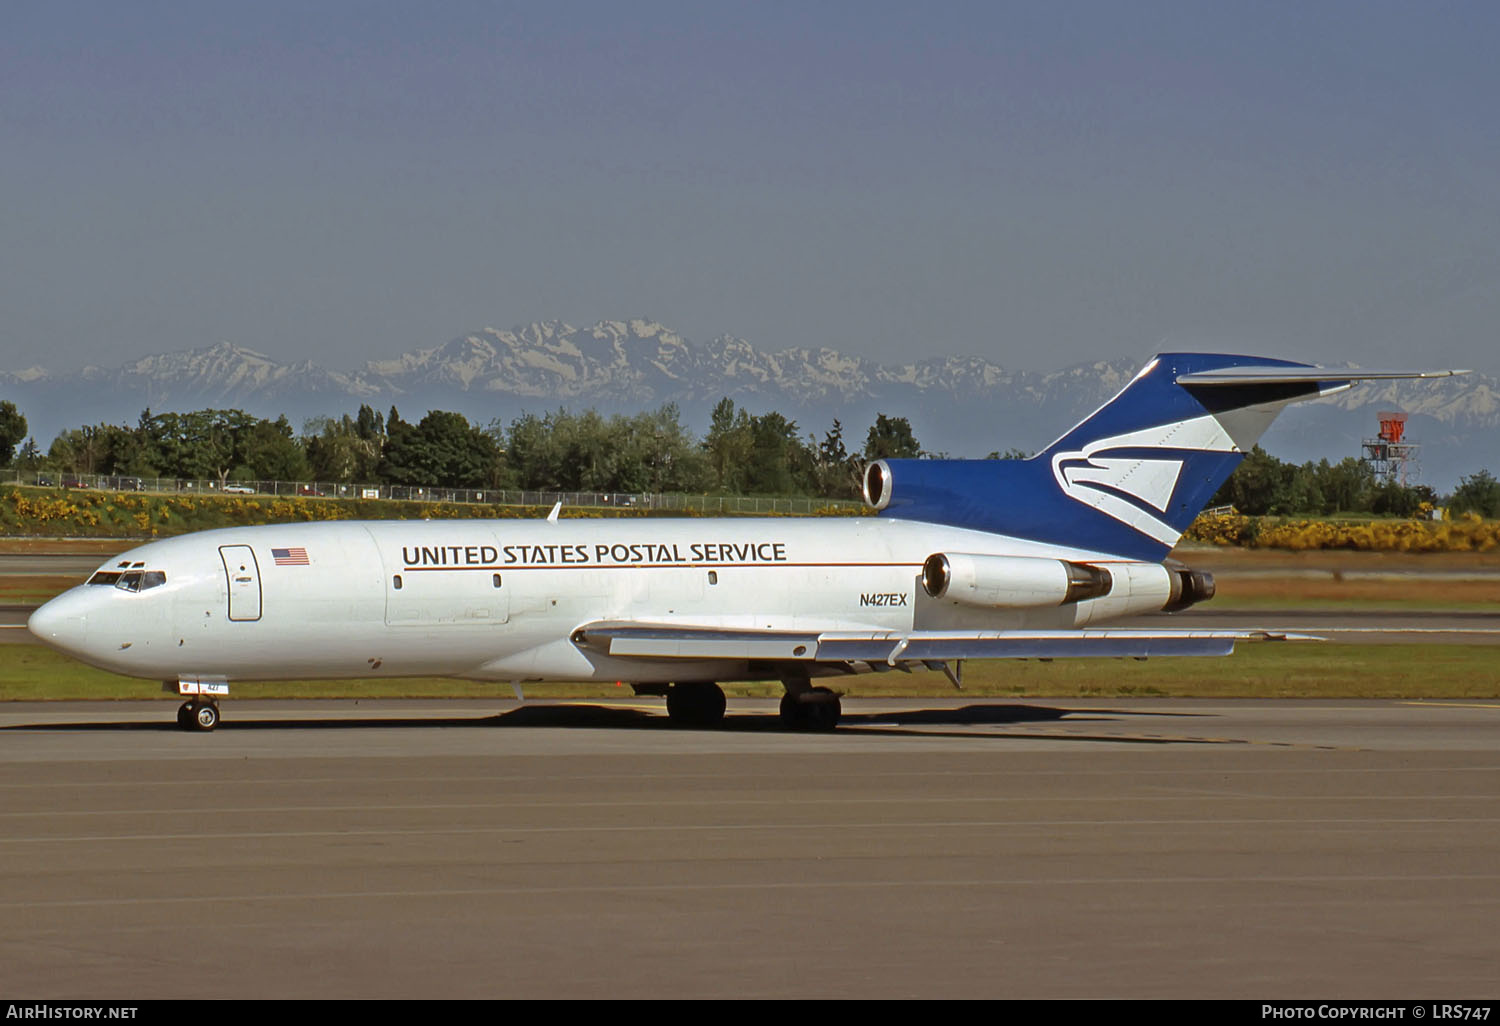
[1064,560,1217,622]
[1164,564,1216,613]
[921,552,1113,610]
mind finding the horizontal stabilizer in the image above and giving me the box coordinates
[573,622,1317,666]
[868,352,1468,562]
[1177,366,1469,386]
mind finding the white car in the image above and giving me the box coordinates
[222,485,255,495]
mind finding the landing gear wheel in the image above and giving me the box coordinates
[176,702,193,730]
[801,687,841,732]
[779,693,798,725]
[779,686,841,731]
[191,701,219,732]
[665,682,727,728]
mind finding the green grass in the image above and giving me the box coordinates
[4,640,1498,702]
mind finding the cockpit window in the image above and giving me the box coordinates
[103,570,166,592]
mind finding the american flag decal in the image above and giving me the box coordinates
[272,547,310,566]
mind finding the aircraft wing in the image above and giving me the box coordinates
[571,622,1315,667]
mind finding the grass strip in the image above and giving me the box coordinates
[4,641,1497,702]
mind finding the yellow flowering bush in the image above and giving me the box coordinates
[1185,509,1500,552]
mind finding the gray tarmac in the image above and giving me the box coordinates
[2,696,1500,999]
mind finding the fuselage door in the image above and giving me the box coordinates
[219,545,262,622]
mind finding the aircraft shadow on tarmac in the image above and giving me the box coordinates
[2,700,1215,739]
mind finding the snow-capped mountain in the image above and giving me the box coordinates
[3,321,1496,487]
[82,342,377,401]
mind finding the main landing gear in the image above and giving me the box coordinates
[653,679,843,731]
[665,682,727,728]
[779,678,841,732]
[176,698,220,732]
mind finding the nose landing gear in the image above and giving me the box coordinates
[176,699,220,731]
[168,680,228,732]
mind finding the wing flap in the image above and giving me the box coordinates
[573,624,819,661]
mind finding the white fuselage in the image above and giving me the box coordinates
[28,517,1178,686]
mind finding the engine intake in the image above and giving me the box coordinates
[863,460,893,510]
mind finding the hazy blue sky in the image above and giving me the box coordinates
[3,1,1497,374]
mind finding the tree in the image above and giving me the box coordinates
[703,398,753,492]
[15,438,42,472]
[503,411,562,490]
[1449,470,1500,519]
[378,407,422,485]
[1370,479,1436,518]
[48,423,140,476]
[1212,446,1327,515]
[0,401,26,466]
[381,410,499,488]
[418,411,499,488]
[615,405,709,494]
[305,410,384,483]
[1312,457,1376,515]
[1212,446,1292,515]
[241,415,309,481]
[811,419,862,499]
[743,411,806,495]
[863,414,921,461]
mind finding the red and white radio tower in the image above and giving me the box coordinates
[1361,411,1420,485]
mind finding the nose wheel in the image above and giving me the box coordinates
[176,699,220,732]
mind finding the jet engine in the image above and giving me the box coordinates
[920,552,1216,616]
[1163,563,1216,613]
[920,552,1113,609]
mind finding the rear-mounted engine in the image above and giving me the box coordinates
[920,552,1113,609]
[1164,565,1216,613]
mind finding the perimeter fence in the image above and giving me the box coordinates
[2,471,864,516]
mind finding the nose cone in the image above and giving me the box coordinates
[28,591,90,655]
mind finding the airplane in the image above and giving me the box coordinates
[27,352,1466,732]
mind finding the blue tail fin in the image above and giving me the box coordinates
[866,352,1365,561]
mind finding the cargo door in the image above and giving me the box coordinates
[386,567,510,627]
[219,545,262,622]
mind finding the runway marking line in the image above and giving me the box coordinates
[6,815,1499,845]
[5,765,1496,794]
[5,793,1498,819]
[1400,700,1500,710]
[10,872,1500,911]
